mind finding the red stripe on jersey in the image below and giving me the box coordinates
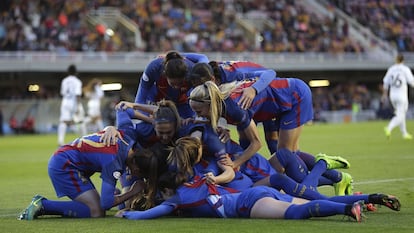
[222,61,264,72]
[75,139,118,154]
[245,162,270,177]
[269,79,289,89]
[69,169,81,192]
[177,199,208,209]
[293,91,301,127]
[229,81,254,100]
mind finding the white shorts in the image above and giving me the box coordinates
[60,99,84,122]
[87,99,101,117]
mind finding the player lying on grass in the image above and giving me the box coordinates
[116,137,400,222]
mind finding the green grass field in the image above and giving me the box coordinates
[0,120,413,233]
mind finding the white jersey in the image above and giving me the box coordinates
[61,75,82,100]
[86,85,104,117]
[59,75,83,122]
[383,63,414,102]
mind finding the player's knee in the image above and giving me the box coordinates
[89,207,105,218]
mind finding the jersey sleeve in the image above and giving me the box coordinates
[250,69,276,93]
[382,68,392,89]
[100,180,116,210]
[75,79,83,96]
[404,66,414,87]
[123,199,177,219]
[135,58,164,103]
[183,53,209,63]
[223,98,251,130]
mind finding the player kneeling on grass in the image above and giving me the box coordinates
[17,109,159,220]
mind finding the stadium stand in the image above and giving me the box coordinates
[0,0,413,133]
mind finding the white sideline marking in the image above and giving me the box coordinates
[1,213,19,218]
[354,177,414,185]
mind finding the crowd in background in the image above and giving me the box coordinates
[0,0,384,53]
[332,0,414,52]
[0,0,408,131]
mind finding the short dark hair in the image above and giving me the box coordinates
[164,59,187,80]
[67,64,77,75]
[187,63,214,87]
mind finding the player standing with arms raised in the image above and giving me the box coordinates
[382,54,414,140]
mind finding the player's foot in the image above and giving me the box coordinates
[334,172,353,196]
[370,193,401,211]
[17,194,46,220]
[384,127,391,139]
[403,133,413,140]
[353,192,377,211]
[315,153,350,170]
[350,201,365,222]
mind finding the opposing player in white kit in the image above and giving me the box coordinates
[57,64,87,146]
[84,78,104,133]
[382,54,414,140]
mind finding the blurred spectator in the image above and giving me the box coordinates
[21,115,35,134]
[9,114,19,134]
[332,0,414,52]
[311,82,378,112]
[0,0,366,53]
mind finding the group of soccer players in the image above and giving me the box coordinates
[18,51,401,222]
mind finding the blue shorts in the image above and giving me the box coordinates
[48,154,96,200]
[278,80,313,130]
[240,154,277,182]
[236,186,293,218]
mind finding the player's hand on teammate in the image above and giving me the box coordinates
[238,87,256,109]
[217,126,230,143]
[115,101,135,110]
[100,126,122,146]
[219,154,234,168]
[204,172,217,185]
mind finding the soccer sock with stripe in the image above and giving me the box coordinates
[41,199,91,218]
[284,200,347,219]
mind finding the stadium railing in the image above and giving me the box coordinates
[0,51,411,72]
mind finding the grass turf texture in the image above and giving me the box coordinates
[0,120,413,233]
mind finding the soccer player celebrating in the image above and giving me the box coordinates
[116,137,400,222]
[134,51,209,121]
[189,80,352,195]
[18,109,158,220]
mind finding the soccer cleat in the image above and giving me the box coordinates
[384,127,391,139]
[376,194,401,211]
[403,133,413,140]
[350,201,365,223]
[17,194,46,220]
[334,172,353,196]
[353,192,377,211]
[315,153,350,170]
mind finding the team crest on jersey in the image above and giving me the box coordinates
[142,73,149,82]
[113,171,121,180]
